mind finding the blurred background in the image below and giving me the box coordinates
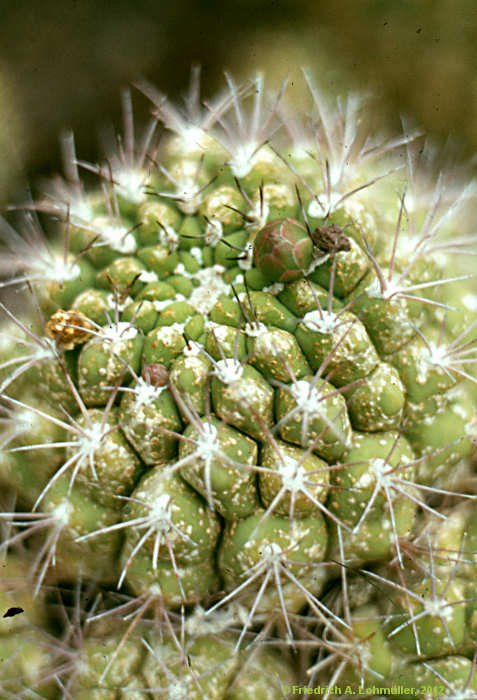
[1,0,477,205]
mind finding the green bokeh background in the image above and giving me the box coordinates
[0,0,477,203]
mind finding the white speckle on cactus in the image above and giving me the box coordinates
[462,293,477,311]
[147,583,163,598]
[153,295,186,311]
[368,458,392,489]
[138,270,159,283]
[174,182,203,215]
[77,421,110,463]
[147,494,173,533]
[194,422,219,459]
[254,328,290,357]
[106,293,134,311]
[244,321,268,338]
[279,456,307,493]
[189,246,203,265]
[132,378,166,408]
[238,241,254,270]
[366,274,402,300]
[156,322,189,341]
[262,281,285,295]
[183,340,203,357]
[424,343,450,371]
[230,144,263,179]
[63,198,95,227]
[101,321,138,347]
[185,603,248,636]
[204,218,223,245]
[14,407,42,434]
[355,470,374,489]
[91,217,137,253]
[302,309,338,334]
[177,125,205,151]
[159,224,180,250]
[213,358,244,384]
[305,252,330,276]
[188,265,228,314]
[173,263,187,275]
[423,597,455,622]
[168,681,189,700]
[259,542,283,564]
[246,199,269,232]
[231,271,245,285]
[289,381,324,418]
[308,192,341,218]
[115,168,148,204]
[52,499,73,527]
[51,258,82,284]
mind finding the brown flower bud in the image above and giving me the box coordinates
[142,363,169,387]
[45,310,95,350]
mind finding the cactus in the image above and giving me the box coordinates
[1,69,477,698]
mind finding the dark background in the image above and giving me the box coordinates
[1,0,477,204]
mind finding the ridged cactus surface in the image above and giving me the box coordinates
[1,70,477,698]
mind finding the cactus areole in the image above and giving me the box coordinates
[1,70,477,696]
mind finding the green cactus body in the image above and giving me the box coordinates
[179,416,260,518]
[118,377,183,464]
[383,575,467,658]
[1,70,477,694]
[395,656,477,699]
[0,628,60,698]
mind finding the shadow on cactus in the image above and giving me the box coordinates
[1,67,477,697]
